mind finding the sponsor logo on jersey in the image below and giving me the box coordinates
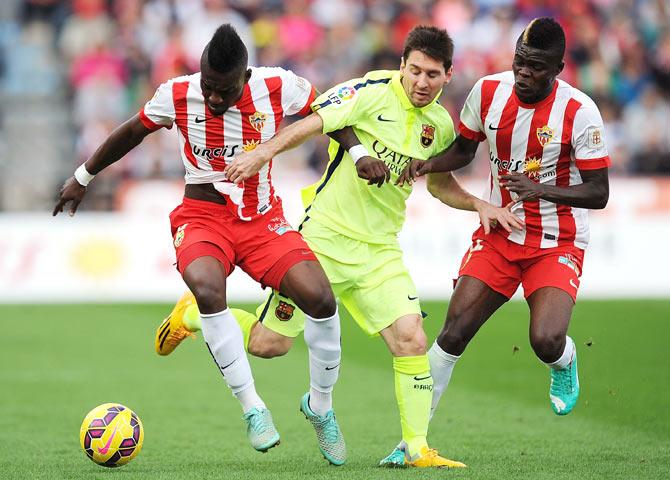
[275,301,295,321]
[267,217,293,235]
[242,139,260,152]
[523,156,542,180]
[174,224,187,248]
[421,124,435,147]
[191,144,238,160]
[536,125,555,147]
[371,140,414,176]
[249,111,268,133]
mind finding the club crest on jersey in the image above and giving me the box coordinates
[421,124,435,147]
[249,112,268,133]
[174,224,188,248]
[275,301,295,321]
[536,125,554,147]
[243,139,260,152]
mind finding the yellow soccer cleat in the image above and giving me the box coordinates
[408,446,466,468]
[155,291,199,356]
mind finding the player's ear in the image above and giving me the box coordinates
[444,65,454,85]
[399,56,405,71]
[244,68,252,83]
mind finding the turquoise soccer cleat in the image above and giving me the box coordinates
[549,350,580,415]
[242,407,280,452]
[379,445,408,468]
[299,393,346,466]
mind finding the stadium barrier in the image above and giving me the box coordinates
[2,177,668,302]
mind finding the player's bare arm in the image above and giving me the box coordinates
[396,134,479,185]
[52,115,153,217]
[426,172,524,234]
[328,128,390,187]
[500,167,609,209]
[225,113,324,184]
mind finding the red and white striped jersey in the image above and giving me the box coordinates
[459,71,611,249]
[138,67,316,221]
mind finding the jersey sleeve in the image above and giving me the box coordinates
[458,79,487,142]
[572,103,611,170]
[311,77,372,134]
[280,69,316,117]
[139,80,175,130]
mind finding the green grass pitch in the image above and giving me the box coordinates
[1,300,669,479]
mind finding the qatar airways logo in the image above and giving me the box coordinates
[191,144,239,161]
[371,140,413,176]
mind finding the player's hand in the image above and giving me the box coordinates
[474,198,524,234]
[225,147,271,184]
[356,156,390,187]
[396,159,431,187]
[499,173,543,203]
[52,176,87,217]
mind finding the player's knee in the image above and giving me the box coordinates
[189,280,226,313]
[299,283,336,319]
[394,324,427,356]
[529,329,564,362]
[436,327,468,356]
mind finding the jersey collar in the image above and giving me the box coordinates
[392,71,442,111]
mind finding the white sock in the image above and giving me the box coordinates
[304,306,341,416]
[200,308,265,413]
[547,336,575,370]
[428,341,460,419]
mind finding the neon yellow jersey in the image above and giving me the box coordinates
[301,70,456,244]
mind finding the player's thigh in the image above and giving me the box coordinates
[442,275,508,343]
[457,231,522,300]
[343,251,421,337]
[279,259,335,317]
[521,249,584,303]
[527,287,575,342]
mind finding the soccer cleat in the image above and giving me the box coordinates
[155,291,198,356]
[549,350,580,415]
[407,446,467,468]
[378,446,408,468]
[242,407,281,452]
[299,393,346,466]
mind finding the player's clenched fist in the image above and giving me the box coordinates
[356,156,390,187]
[53,176,87,217]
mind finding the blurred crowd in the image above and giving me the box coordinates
[1,0,669,211]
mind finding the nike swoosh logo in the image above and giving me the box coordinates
[96,424,119,455]
[195,116,210,124]
[414,375,431,381]
[408,295,418,301]
[220,358,238,370]
[325,363,340,371]
[569,279,578,289]
[377,114,394,122]
[488,124,502,130]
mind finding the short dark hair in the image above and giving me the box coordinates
[516,17,566,60]
[402,25,454,71]
[207,24,248,74]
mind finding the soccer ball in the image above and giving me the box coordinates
[79,403,144,468]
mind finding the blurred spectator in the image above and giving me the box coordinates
[2,0,670,212]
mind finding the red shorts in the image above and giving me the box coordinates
[457,227,585,302]
[169,197,317,290]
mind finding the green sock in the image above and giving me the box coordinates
[393,355,433,458]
